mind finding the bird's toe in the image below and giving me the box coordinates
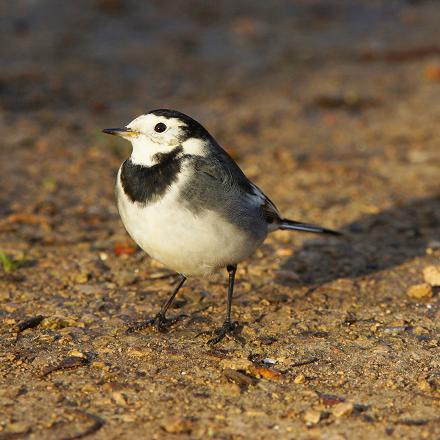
[207,320,244,345]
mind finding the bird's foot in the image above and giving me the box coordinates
[127,313,187,334]
[207,320,245,345]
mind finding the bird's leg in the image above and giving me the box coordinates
[208,264,244,345]
[127,274,187,333]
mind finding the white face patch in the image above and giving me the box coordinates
[126,114,189,166]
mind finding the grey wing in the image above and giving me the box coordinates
[184,152,340,236]
[181,154,280,232]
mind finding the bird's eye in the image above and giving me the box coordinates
[154,122,167,133]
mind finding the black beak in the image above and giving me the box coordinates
[102,127,132,136]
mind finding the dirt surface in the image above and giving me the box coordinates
[1,1,439,439]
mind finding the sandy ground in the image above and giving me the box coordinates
[1,1,439,439]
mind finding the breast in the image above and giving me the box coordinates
[115,168,267,276]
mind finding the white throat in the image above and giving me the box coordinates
[129,137,179,166]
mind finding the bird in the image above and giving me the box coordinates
[103,109,340,345]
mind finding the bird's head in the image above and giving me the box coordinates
[103,109,211,166]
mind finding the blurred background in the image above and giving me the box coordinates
[1,1,439,439]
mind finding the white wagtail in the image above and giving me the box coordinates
[103,109,340,344]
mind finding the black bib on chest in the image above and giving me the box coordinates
[120,147,183,204]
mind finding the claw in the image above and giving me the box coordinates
[155,313,188,332]
[207,321,244,345]
[127,313,187,334]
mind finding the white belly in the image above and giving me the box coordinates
[116,171,265,276]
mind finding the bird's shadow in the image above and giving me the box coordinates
[275,195,440,286]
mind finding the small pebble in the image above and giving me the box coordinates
[413,326,429,336]
[423,265,440,287]
[81,383,98,393]
[112,391,127,406]
[68,349,87,358]
[407,283,432,299]
[91,361,106,369]
[74,271,90,284]
[294,373,306,384]
[332,402,354,417]
[303,409,322,425]
[276,248,293,257]
[418,379,432,392]
[250,366,282,381]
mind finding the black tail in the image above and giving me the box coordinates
[279,219,342,236]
